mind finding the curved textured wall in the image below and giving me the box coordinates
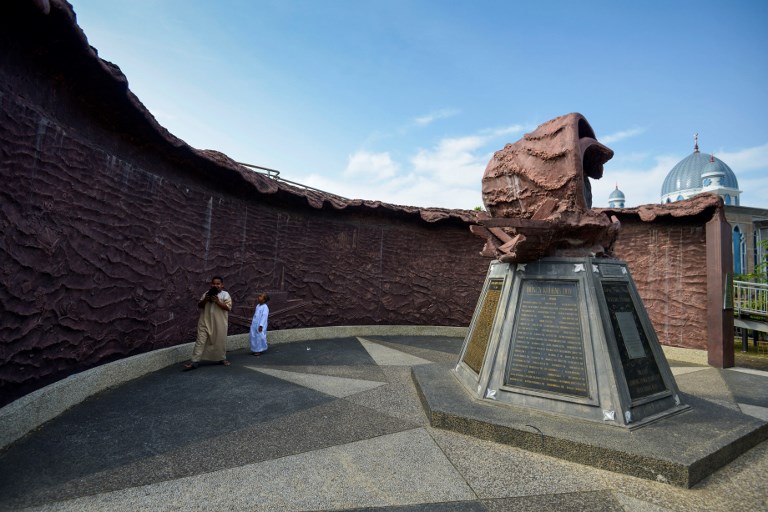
[0,1,489,405]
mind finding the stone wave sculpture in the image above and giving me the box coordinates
[472,112,620,263]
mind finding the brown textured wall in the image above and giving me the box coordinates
[0,88,488,405]
[603,201,719,350]
[0,1,490,406]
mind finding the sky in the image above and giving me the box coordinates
[70,0,768,210]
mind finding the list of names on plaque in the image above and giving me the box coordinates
[602,282,666,399]
[462,279,504,374]
[506,280,589,397]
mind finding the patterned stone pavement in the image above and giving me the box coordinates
[1,335,767,511]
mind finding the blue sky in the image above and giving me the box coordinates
[71,0,768,210]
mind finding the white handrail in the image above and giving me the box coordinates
[734,280,768,317]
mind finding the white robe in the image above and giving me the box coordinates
[249,303,269,352]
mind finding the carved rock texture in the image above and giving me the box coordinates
[0,91,488,405]
[0,1,488,405]
[598,194,723,349]
[480,113,619,262]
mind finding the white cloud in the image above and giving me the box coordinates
[408,125,529,189]
[291,124,530,209]
[292,123,761,212]
[591,155,680,208]
[296,170,479,209]
[301,143,681,210]
[738,173,768,209]
[413,108,460,126]
[484,124,530,138]
[715,143,768,171]
[601,127,645,144]
[344,151,399,180]
[410,135,489,187]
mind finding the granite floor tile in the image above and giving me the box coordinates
[358,338,433,366]
[345,366,430,425]
[3,399,421,511]
[480,491,624,512]
[18,429,477,512]
[425,428,611,499]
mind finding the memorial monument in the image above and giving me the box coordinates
[454,112,688,429]
[414,114,767,487]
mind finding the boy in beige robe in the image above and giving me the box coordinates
[183,276,232,370]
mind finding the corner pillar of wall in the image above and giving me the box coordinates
[706,205,734,368]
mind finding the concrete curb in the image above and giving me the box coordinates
[0,325,467,451]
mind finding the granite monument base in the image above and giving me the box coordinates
[454,257,688,429]
[413,362,768,488]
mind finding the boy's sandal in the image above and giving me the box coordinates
[220,360,231,366]
[182,362,199,371]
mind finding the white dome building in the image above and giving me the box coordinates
[660,135,741,205]
[608,185,625,208]
[609,134,766,279]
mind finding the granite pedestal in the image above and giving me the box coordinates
[414,362,768,487]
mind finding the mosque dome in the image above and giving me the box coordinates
[660,135,740,204]
[608,185,625,208]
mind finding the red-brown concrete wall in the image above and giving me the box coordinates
[613,220,708,347]
[0,87,489,405]
[0,1,491,405]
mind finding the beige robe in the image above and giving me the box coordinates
[191,290,232,362]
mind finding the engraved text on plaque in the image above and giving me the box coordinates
[462,279,504,373]
[506,280,589,397]
[602,282,666,400]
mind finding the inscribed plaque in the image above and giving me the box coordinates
[506,280,589,397]
[602,282,666,399]
[616,312,645,359]
[462,279,504,374]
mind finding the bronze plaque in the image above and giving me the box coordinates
[506,280,589,397]
[602,282,666,400]
[462,279,504,374]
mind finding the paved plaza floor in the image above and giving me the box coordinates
[1,335,767,511]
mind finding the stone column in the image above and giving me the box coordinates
[706,205,734,368]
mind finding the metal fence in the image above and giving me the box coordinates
[734,280,768,318]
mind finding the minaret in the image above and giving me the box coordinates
[608,183,625,208]
[701,154,724,189]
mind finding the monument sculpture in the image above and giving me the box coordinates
[471,112,620,263]
[454,113,688,429]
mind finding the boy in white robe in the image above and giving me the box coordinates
[249,293,270,356]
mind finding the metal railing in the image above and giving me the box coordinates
[734,280,768,319]
[237,161,351,201]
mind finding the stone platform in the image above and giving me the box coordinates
[414,362,768,488]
